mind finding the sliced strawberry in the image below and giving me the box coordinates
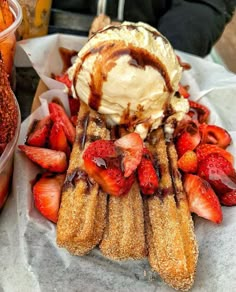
[49,102,76,144]
[54,73,72,92]
[178,83,190,98]
[114,132,143,177]
[199,123,231,149]
[27,115,52,147]
[220,190,236,206]
[18,145,68,173]
[177,150,198,173]
[184,174,223,224]
[188,100,210,123]
[196,144,234,165]
[137,147,158,195]
[198,153,236,196]
[49,122,71,157]
[70,115,78,127]
[68,96,80,116]
[83,140,134,196]
[175,121,201,157]
[0,172,11,209]
[33,173,66,223]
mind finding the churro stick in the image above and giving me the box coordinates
[100,180,146,260]
[57,101,109,255]
[145,128,198,291]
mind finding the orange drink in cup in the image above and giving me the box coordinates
[0,0,22,76]
[17,0,52,39]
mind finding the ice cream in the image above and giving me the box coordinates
[70,21,188,138]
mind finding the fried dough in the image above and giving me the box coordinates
[100,180,146,260]
[57,101,109,255]
[144,128,198,291]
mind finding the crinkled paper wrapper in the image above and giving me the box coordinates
[0,34,236,291]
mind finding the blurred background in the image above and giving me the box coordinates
[213,12,236,73]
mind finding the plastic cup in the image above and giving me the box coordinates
[0,93,21,210]
[0,0,22,76]
[17,0,52,39]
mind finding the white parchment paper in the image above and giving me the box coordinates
[0,34,236,292]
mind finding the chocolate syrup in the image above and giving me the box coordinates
[73,40,172,113]
[59,47,78,73]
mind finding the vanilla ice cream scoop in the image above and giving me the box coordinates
[70,21,184,138]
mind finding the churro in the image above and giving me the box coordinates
[144,127,198,291]
[100,180,146,260]
[56,102,109,255]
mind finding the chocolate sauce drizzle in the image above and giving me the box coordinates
[73,40,172,112]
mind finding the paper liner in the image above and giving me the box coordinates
[0,34,235,291]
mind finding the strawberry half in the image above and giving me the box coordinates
[49,122,71,157]
[54,73,72,92]
[175,121,201,158]
[220,190,236,206]
[27,115,52,147]
[137,147,158,195]
[18,145,68,173]
[199,123,231,149]
[198,153,236,196]
[196,144,234,165]
[33,173,66,223]
[114,132,143,177]
[83,140,135,196]
[184,174,223,224]
[49,102,76,144]
[188,100,210,123]
[177,150,198,173]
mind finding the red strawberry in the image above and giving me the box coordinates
[178,83,190,98]
[0,172,10,209]
[198,153,236,196]
[175,121,201,157]
[196,144,234,165]
[33,173,66,223]
[83,140,134,196]
[184,174,223,224]
[177,150,198,173]
[137,147,158,195]
[220,190,236,206]
[188,100,210,123]
[27,115,52,147]
[199,123,231,149]
[114,132,143,177]
[49,102,76,144]
[49,122,71,157]
[70,115,78,127]
[68,96,80,116]
[54,73,72,91]
[18,145,68,173]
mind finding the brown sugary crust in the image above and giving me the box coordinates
[57,103,198,290]
[145,128,198,291]
[0,59,18,149]
[56,102,109,255]
[99,180,147,260]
